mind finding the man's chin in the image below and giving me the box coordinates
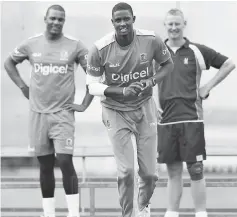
[120,33,129,37]
[49,31,61,37]
[168,33,181,40]
[117,31,128,35]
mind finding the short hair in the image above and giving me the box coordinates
[166,8,184,19]
[112,2,133,17]
[46,5,65,16]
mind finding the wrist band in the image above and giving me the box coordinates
[122,87,126,96]
[151,77,156,86]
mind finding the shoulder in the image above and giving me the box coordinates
[63,34,85,45]
[135,28,156,37]
[94,32,115,51]
[188,40,228,69]
[63,34,78,41]
[63,35,88,51]
[189,41,215,55]
[188,41,219,59]
[28,33,44,41]
[63,34,84,45]
[22,33,44,46]
[136,29,163,46]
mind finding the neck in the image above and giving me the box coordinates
[45,31,63,41]
[116,30,134,47]
[167,37,186,48]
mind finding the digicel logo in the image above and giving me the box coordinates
[34,63,68,75]
[112,67,149,83]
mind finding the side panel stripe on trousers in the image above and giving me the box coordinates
[131,134,139,216]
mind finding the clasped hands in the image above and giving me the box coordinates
[123,78,155,98]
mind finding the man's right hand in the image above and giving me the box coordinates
[20,85,29,99]
[123,82,144,98]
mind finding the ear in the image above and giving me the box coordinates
[133,16,136,23]
[44,16,47,23]
[184,20,187,26]
[111,18,114,26]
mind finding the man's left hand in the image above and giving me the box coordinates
[64,104,87,112]
[137,78,156,96]
[199,85,211,100]
[140,78,156,90]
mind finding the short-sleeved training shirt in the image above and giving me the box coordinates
[156,38,228,124]
[11,33,88,113]
[86,29,171,111]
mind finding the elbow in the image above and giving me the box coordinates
[88,84,94,95]
[229,59,236,71]
[87,83,108,96]
[4,56,15,72]
[4,57,10,71]
[87,83,98,96]
[225,58,236,71]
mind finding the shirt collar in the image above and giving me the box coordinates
[165,37,190,49]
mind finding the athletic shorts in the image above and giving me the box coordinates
[29,109,75,156]
[157,122,206,164]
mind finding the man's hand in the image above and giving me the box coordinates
[64,104,87,112]
[140,78,156,90]
[123,82,144,98]
[20,85,29,99]
[199,85,211,100]
[136,78,156,96]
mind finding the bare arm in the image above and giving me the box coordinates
[153,58,173,84]
[65,66,94,112]
[80,66,94,110]
[4,56,29,99]
[205,59,235,90]
[199,58,236,99]
[4,56,27,89]
[140,58,173,89]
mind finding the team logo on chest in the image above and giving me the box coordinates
[184,57,189,65]
[60,50,69,61]
[140,53,148,64]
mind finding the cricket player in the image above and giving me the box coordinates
[4,5,93,217]
[156,8,235,217]
[81,2,173,217]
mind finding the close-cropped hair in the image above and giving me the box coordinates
[166,8,184,19]
[112,2,134,17]
[46,5,65,16]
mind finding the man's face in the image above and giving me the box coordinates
[44,9,65,36]
[112,10,135,37]
[164,14,186,40]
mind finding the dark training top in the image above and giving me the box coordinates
[157,38,228,124]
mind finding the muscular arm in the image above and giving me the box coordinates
[4,56,28,89]
[148,33,173,86]
[104,86,124,97]
[153,58,173,84]
[87,75,142,98]
[197,44,236,98]
[204,58,235,91]
[4,56,29,99]
[80,65,94,110]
